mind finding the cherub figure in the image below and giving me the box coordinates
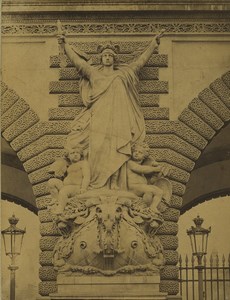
[47,145,90,214]
[127,142,167,213]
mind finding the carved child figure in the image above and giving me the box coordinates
[48,146,90,214]
[127,142,164,213]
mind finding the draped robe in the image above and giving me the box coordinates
[66,64,146,189]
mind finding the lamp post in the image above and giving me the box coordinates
[1,214,26,300]
[187,215,211,300]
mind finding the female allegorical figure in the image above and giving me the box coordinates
[59,32,164,190]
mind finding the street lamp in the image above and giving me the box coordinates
[1,214,26,300]
[187,215,211,300]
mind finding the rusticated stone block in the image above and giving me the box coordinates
[222,71,230,88]
[38,209,53,223]
[48,107,83,120]
[179,108,215,140]
[171,181,186,197]
[157,235,178,250]
[17,135,66,162]
[59,66,159,80]
[2,110,40,142]
[189,98,224,130]
[169,195,183,209]
[1,89,19,115]
[33,182,49,197]
[137,80,168,94]
[166,164,190,184]
[173,121,208,150]
[160,265,179,280]
[23,149,65,173]
[36,195,52,210]
[160,280,179,295]
[40,222,60,236]
[39,281,57,296]
[145,120,173,134]
[29,165,53,185]
[49,80,79,94]
[139,94,160,107]
[157,221,178,235]
[210,78,230,109]
[50,54,168,68]
[149,148,195,172]
[199,88,230,122]
[39,251,53,266]
[1,81,8,95]
[1,98,29,132]
[39,266,57,281]
[40,236,60,251]
[49,107,169,121]
[162,208,180,222]
[147,134,200,161]
[164,250,178,265]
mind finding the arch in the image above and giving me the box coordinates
[176,71,230,213]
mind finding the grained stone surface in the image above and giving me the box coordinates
[1,81,8,95]
[147,134,201,161]
[179,108,215,140]
[164,250,178,265]
[222,71,230,88]
[173,121,208,150]
[145,120,173,134]
[158,235,178,250]
[157,221,178,235]
[29,165,54,185]
[189,98,224,130]
[23,149,65,173]
[160,265,179,280]
[162,208,180,222]
[50,54,168,68]
[49,107,170,121]
[1,98,29,131]
[40,222,60,236]
[38,209,53,223]
[169,195,183,209]
[59,66,159,80]
[1,89,19,115]
[2,110,40,142]
[39,251,53,266]
[170,181,186,197]
[50,80,168,94]
[210,78,230,109]
[40,236,60,251]
[36,195,52,210]
[199,88,230,122]
[58,93,160,107]
[33,182,50,197]
[17,135,66,162]
[160,280,179,295]
[149,148,195,172]
[39,281,57,296]
[39,266,57,281]
[166,164,190,184]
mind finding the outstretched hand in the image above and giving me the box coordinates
[155,29,166,45]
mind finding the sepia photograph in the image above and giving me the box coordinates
[1,1,230,299]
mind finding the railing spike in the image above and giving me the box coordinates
[204,255,207,265]
[191,255,195,266]
[216,254,219,266]
[179,254,182,264]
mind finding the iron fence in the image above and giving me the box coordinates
[179,254,230,300]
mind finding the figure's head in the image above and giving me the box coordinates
[131,142,150,162]
[97,42,120,66]
[65,146,83,163]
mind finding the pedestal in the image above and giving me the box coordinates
[49,274,168,300]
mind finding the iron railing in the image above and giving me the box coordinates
[179,253,230,300]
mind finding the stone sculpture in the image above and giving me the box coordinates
[48,29,172,285]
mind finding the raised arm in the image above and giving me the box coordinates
[129,30,165,73]
[58,36,93,78]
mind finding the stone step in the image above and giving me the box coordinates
[50,54,168,68]
[59,66,159,80]
[58,93,160,107]
[49,80,168,94]
[48,107,169,121]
